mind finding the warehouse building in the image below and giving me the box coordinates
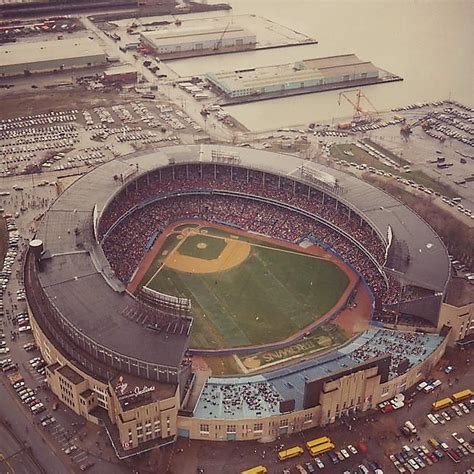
[140,25,256,57]
[102,64,138,84]
[206,54,381,98]
[0,38,106,77]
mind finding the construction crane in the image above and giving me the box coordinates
[400,116,430,137]
[337,89,380,127]
[126,18,140,34]
[213,22,230,51]
[171,14,182,26]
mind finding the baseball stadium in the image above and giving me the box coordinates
[24,145,454,457]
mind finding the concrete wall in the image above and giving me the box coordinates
[437,301,474,345]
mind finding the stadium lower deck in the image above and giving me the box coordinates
[194,329,444,419]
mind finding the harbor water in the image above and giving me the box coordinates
[170,0,474,131]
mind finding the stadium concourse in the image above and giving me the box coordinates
[25,145,451,453]
[193,329,444,419]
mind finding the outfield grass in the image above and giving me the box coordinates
[146,232,349,349]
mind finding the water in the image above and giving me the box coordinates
[169,0,474,131]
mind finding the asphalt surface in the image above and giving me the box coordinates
[0,383,68,474]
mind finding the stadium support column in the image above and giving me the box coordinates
[335,200,338,210]
[322,193,325,205]
[146,174,150,186]
[246,168,249,183]
[262,172,265,188]
[278,176,281,189]
[186,164,189,179]
[307,186,311,199]
[293,180,296,194]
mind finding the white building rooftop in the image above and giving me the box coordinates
[1,37,105,67]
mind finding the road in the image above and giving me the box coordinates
[0,383,69,474]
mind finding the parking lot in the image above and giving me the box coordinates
[0,97,206,179]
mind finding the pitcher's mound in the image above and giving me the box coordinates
[197,243,208,249]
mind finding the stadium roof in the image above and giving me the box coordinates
[34,145,450,372]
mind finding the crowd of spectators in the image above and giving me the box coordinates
[100,163,400,305]
[198,381,282,418]
[349,329,436,378]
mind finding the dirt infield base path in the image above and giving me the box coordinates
[163,228,251,274]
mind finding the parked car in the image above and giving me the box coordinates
[452,432,465,444]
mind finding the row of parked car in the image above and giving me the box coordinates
[29,355,47,378]
[427,400,472,425]
[0,110,79,132]
[390,443,446,473]
[14,379,45,415]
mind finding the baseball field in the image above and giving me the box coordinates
[137,223,351,350]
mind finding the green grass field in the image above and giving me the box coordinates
[240,323,349,371]
[143,227,350,349]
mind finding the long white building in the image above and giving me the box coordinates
[206,54,382,98]
[0,38,106,77]
[140,25,256,56]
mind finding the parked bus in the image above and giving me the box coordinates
[306,436,331,450]
[452,389,472,402]
[240,466,267,474]
[428,438,439,449]
[309,441,336,457]
[277,446,304,461]
[432,397,453,411]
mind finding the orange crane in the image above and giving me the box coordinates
[337,89,380,126]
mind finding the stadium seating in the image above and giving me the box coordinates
[99,164,400,305]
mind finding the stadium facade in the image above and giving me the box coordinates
[25,145,458,457]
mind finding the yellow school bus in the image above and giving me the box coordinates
[432,397,453,411]
[277,446,304,461]
[240,466,267,474]
[306,436,331,450]
[309,441,336,457]
[452,389,472,402]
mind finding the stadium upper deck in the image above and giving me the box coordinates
[28,145,450,384]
